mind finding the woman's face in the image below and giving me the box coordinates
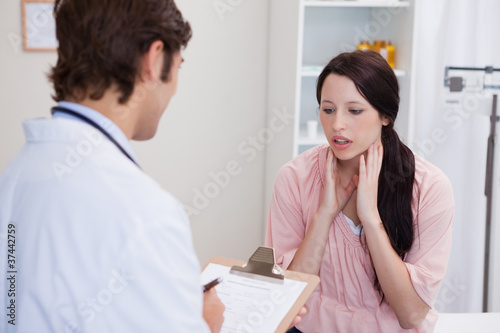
[319,73,390,163]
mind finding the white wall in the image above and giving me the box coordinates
[0,0,270,265]
[0,1,57,168]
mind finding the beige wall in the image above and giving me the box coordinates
[0,1,57,168]
[0,0,271,264]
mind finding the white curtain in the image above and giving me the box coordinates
[411,0,500,312]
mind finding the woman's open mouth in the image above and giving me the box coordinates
[331,136,353,149]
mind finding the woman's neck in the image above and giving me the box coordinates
[337,155,361,185]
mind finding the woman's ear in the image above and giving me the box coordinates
[382,115,391,126]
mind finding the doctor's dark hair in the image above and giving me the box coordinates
[316,50,416,298]
[49,0,191,104]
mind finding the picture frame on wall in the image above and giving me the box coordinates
[22,0,57,51]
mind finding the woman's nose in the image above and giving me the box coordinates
[331,112,346,131]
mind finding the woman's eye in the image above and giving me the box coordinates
[323,108,335,114]
[349,109,362,115]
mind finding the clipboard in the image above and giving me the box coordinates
[202,246,320,333]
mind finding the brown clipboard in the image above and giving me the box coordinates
[202,246,320,333]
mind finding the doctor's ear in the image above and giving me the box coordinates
[141,40,164,81]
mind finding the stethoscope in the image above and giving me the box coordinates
[51,106,139,168]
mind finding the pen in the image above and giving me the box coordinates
[203,277,222,293]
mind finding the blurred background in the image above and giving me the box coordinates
[1,0,499,315]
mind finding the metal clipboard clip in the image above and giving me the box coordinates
[230,246,285,284]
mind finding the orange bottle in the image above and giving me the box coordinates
[386,41,395,68]
[372,40,387,60]
[356,40,371,51]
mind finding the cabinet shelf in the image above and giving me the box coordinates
[297,135,328,146]
[303,0,410,8]
[297,124,327,145]
[301,65,406,78]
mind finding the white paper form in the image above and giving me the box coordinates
[201,263,307,333]
[24,2,58,49]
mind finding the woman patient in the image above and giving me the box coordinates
[266,50,454,333]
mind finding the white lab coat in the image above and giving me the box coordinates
[0,117,210,333]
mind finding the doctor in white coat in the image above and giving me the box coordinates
[0,0,225,332]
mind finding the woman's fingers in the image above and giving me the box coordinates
[325,148,332,178]
[359,154,366,181]
[327,148,340,183]
[378,144,384,172]
[364,142,383,181]
[358,142,384,188]
[352,174,359,187]
[356,142,383,224]
[371,143,377,179]
[332,151,338,173]
[345,176,357,196]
